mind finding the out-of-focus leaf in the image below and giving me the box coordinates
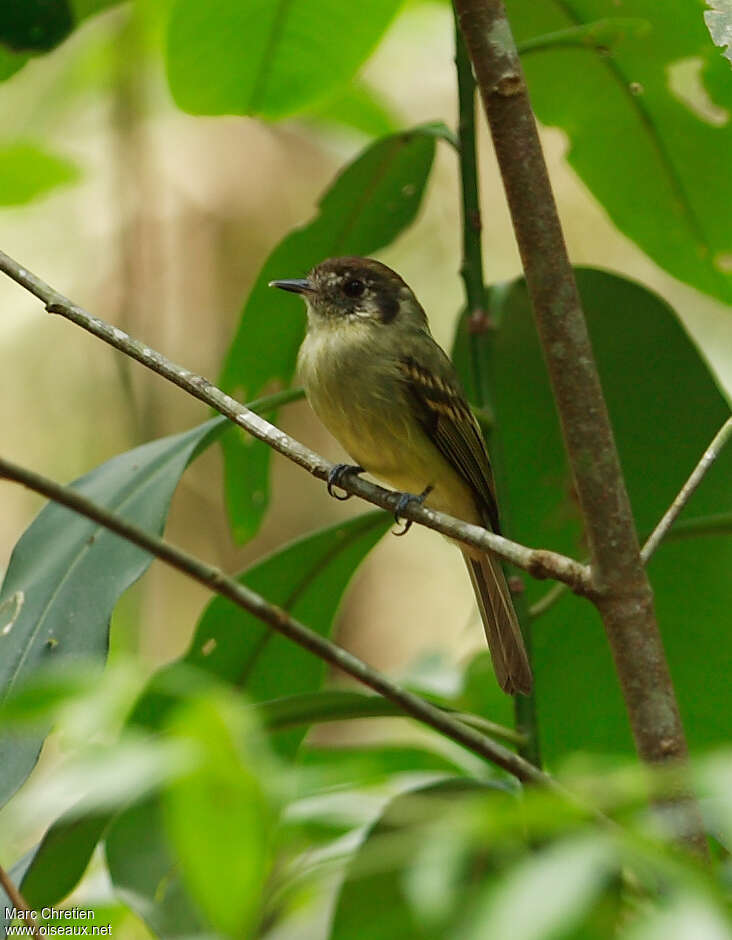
[0,0,73,52]
[0,143,79,205]
[0,0,121,53]
[18,810,112,910]
[454,269,731,761]
[163,695,274,938]
[134,512,390,758]
[704,1,732,67]
[623,893,732,939]
[330,779,509,940]
[306,81,399,136]
[299,743,468,788]
[0,417,225,807]
[220,125,443,540]
[165,0,402,117]
[510,1,732,304]
[106,798,209,939]
[453,834,615,940]
[0,47,28,81]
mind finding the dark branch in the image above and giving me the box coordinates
[0,453,549,785]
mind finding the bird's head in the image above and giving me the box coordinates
[269,256,427,330]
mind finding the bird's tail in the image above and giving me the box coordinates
[463,550,533,695]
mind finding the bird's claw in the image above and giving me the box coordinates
[326,464,363,501]
[393,485,433,536]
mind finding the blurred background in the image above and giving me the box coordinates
[1,0,730,689]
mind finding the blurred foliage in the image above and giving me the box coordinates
[0,1,731,939]
[0,142,79,204]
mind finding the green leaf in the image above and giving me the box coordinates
[510,1,732,304]
[163,694,274,938]
[306,81,399,137]
[0,0,122,53]
[458,269,732,761]
[105,798,209,938]
[219,125,441,541]
[0,143,80,205]
[330,779,509,940]
[181,511,390,758]
[165,0,402,117]
[453,834,615,940]
[0,0,73,52]
[0,46,28,81]
[0,417,225,807]
[17,810,112,911]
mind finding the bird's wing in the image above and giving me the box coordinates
[397,345,500,532]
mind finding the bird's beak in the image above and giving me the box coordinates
[268,278,313,295]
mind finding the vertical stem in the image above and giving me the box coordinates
[453,0,707,856]
[454,13,541,766]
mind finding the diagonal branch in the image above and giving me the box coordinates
[641,417,732,564]
[453,0,707,856]
[0,453,547,786]
[0,862,41,939]
[0,249,590,595]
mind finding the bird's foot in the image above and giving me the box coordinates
[393,485,433,536]
[326,463,364,501]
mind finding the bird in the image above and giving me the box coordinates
[269,256,532,695]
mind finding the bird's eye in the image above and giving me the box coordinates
[342,278,365,298]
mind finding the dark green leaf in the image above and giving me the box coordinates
[20,810,112,910]
[0,47,28,81]
[219,125,442,540]
[179,512,390,758]
[0,0,73,52]
[0,0,122,53]
[0,143,80,205]
[0,418,225,807]
[105,798,209,939]
[511,1,732,304]
[165,0,402,117]
[456,269,731,761]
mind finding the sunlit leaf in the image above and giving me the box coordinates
[166,0,402,117]
[511,1,732,303]
[0,143,79,205]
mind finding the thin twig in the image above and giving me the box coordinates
[528,581,567,620]
[453,0,707,857]
[0,453,549,785]
[641,417,732,564]
[0,249,591,595]
[0,863,41,939]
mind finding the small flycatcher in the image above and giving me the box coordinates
[270,256,532,695]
